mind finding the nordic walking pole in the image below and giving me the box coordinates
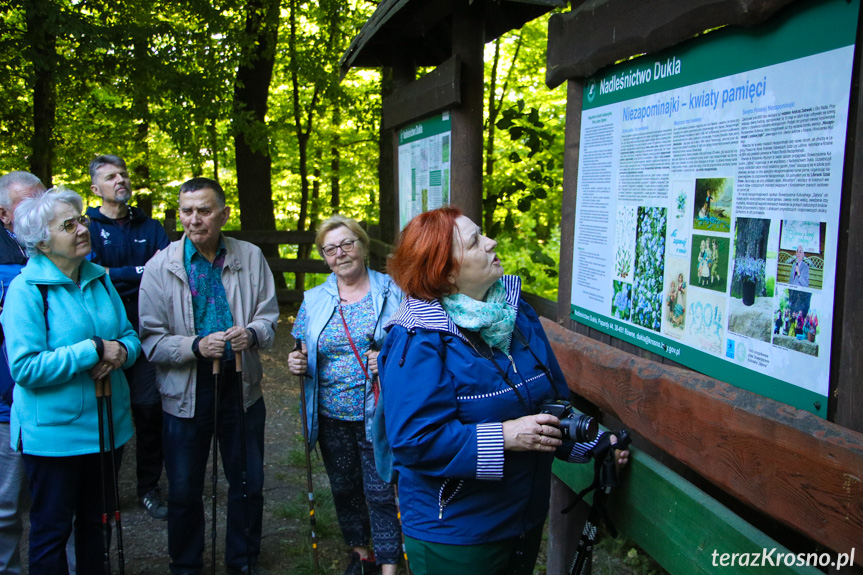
[211,358,221,575]
[294,339,319,574]
[95,377,112,575]
[102,376,126,575]
[234,347,253,575]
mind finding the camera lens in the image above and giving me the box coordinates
[560,414,598,443]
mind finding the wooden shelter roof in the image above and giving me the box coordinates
[340,0,564,76]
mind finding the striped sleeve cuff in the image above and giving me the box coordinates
[476,422,504,480]
[565,431,603,464]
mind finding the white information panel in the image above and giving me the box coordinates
[570,0,860,417]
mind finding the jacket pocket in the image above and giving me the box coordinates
[34,379,84,426]
[437,477,464,520]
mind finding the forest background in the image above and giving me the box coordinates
[0,0,565,297]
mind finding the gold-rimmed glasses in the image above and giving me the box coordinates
[58,215,90,234]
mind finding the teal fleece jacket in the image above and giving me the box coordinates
[2,254,140,456]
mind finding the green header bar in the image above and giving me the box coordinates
[583,0,861,109]
[571,305,828,417]
[398,113,451,145]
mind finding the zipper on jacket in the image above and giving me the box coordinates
[506,353,518,374]
[438,478,464,519]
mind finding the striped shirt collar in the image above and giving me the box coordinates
[385,275,522,343]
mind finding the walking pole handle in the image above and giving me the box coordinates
[235,347,243,373]
[213,358,221,375]
[95,376,110,398]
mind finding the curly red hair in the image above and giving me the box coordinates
[387,206,462,301]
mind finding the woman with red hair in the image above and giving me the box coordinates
[378,207,628,575]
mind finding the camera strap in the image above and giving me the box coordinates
[458,327,528,410]
[338,304,379,404]
[510,325,559,400]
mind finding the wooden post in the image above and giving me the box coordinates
[832,17,863,434]
[558,78,582,327]
[386,54,417,240]
[450,0,484,227]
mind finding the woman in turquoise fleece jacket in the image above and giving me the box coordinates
[1,188,140,575]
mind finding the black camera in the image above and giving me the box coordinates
[539,400,598,443]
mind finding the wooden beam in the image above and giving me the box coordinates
[276,288,304,304]
[164,229,317,246]
[222,230,316,245]
[553,444,825,574]
[541,317,863,562]
[545,0,799,87]
[382,56,460,131]
[265,258,330,274]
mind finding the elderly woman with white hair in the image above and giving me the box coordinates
[0,187,140,575]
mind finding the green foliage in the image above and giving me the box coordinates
[0,0,565,299]
[482,17,566,299]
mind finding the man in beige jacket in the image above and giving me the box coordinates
[139,177,278,575]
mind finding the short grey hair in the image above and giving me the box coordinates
[0,171,43,209]
[314,214,369,259]
[89,155,127,183]
[15,187,85,257]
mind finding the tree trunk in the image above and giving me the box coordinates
[483,35,522,232]
[25,0,57,187]
[209,119,220,186]
[735,217,770,259]
[133,38,152,216]
[331,105,341,215]
[233,0,284,286]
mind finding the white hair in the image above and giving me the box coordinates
[0,171,44,209]
[15,187,85,257]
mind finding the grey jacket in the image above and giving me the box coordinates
[139,235,279,418]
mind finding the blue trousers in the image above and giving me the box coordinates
[0,423,26,575]
[163,361,265,575]
[125,355,164,498]
[22,446,123,575]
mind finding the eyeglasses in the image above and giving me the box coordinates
[322,239,358,257]
[58,215,90,234]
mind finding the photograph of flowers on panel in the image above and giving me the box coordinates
[631,207,667,332]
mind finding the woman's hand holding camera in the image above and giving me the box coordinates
[503,413,562,452]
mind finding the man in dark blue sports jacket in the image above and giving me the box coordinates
[87,155,171,519]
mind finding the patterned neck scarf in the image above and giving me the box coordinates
[442,279,516,354]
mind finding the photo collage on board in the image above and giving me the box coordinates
[610,172,829,366]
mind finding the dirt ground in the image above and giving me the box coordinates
[17,307,658,575]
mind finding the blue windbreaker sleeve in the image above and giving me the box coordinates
[380,326,504,481]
